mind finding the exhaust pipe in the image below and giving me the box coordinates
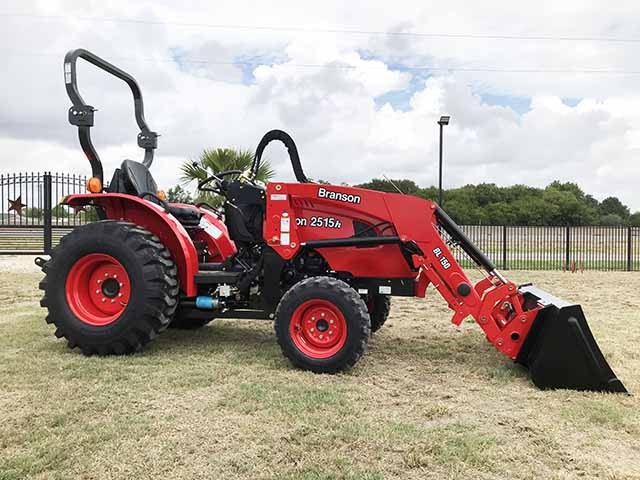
[516,285,627,393]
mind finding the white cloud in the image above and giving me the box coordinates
[1,0,640,211]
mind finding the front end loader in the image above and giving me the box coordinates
[38,49,627,393]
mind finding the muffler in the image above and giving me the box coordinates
[516,285,627,393]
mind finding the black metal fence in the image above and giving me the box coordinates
[0,172,91,254]
[453,225,640,272]
[1,171,639,271]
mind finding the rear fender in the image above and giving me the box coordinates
[63,193,199,296]
[193,207,237,262]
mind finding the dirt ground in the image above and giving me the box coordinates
[0,256,638,479]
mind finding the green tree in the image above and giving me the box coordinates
[355,178,421,195]
[599,197,630,220]
[166,185,193,204]
[600,213,625,226]
[512,197,555,225]
[180,148,275,205]
[24,207,43,219]
[336,178,635,226]
[51,204,69,218]
[542,186,597,225]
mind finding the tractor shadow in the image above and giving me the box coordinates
[150,319,530,382]
[151,319,281,364]
[44,318,529,383]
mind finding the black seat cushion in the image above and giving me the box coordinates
[109,160,202,226]
[167,204,202,226]
[120,159,158,198]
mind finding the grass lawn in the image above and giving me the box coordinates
[0,256,638,479]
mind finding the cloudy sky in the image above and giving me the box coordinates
[2,0,640,211]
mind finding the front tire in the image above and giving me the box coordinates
[39,221,179,355]
[274,276,370,373]
[368,295,391,333]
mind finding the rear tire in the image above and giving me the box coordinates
[39,221,179,355]
[368,295,391,333]
[274,276,370,373]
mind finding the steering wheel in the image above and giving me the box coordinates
[197,169,244,196]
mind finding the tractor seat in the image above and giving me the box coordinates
[166,204,202,226]
[109,160,202,226]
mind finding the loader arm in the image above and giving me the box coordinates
[384,197,541,360]
[388,199,626,393]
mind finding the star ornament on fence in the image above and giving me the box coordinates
[8,196,27,216]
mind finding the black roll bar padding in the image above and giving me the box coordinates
[64,48,158,183]
[252,130,309,183]
[434,206,497,272]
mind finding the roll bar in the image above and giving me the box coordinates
[252,130,309,183]
[64,48,158,184]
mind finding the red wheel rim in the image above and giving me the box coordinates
[65,253,131,326]
[290,299,348,359]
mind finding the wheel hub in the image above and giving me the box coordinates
[316,318,329,332]
[101,277,120,298]
[290,300,348,359]
[66,253,131,326]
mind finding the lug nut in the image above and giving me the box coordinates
[95,289,100,294]
[310,328,315,332]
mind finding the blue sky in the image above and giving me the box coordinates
[1,1,639,210]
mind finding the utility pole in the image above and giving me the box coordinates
[437,115,450,207]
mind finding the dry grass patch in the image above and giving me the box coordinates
[0,256,639,479]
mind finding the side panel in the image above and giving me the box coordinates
[63,194,199,296]
[264,182,414,277]
[170,204,237,262]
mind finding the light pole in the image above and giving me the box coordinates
[437,115,450,207]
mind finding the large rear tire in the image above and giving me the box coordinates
[39,221,179,355]
[368,294,391,333]
[274,276,370,373]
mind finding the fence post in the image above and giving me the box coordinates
[565,225,570,270]
[502,225,507,270]
[43,172,52,254]
[628,226,632,272]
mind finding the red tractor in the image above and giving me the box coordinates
[38,49,626,392]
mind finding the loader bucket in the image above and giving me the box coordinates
[516,285,627,393]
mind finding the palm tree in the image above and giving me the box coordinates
[180,148,275,205]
